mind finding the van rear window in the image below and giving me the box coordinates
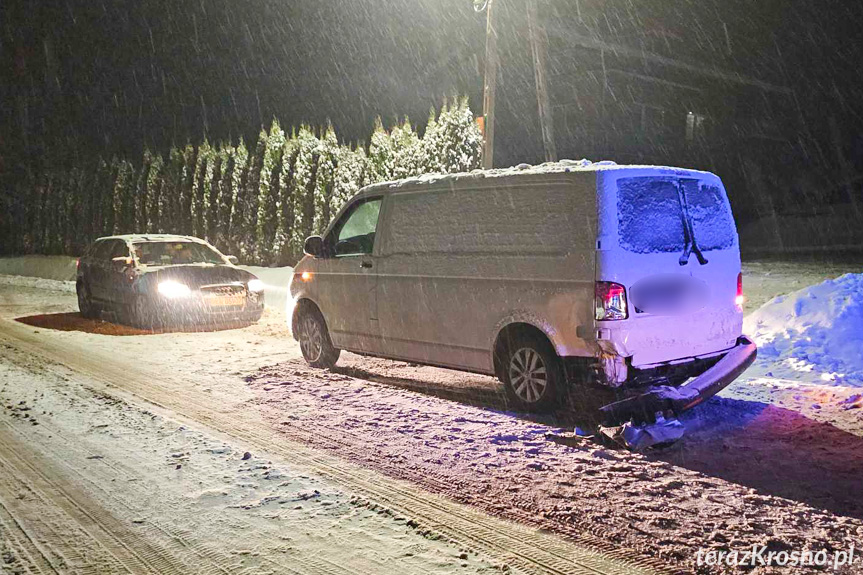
[617,177,735,254]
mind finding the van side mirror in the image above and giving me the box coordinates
[304,236,325,258]
[225,255,239,265]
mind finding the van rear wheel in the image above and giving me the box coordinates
[298,308,340,369]
[501,334,561,412]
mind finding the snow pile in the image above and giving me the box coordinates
[0,274,76,293]
[744,273,863,386]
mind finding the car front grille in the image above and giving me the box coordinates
[200,284,246,296]
[200,284,247,310]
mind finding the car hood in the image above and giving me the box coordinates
[137,264,257,289]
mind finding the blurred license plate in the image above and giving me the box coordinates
[206,295,243,307]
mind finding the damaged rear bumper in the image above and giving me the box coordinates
[599,336,757,425]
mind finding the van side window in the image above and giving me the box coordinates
[333,198,382,257]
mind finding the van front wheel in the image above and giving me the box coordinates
[297,308,340,369]
[501,335,561,412]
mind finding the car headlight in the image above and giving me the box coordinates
[158,281,192,298]
[247,279,265,293]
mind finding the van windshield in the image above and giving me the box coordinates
[616,177,735,255]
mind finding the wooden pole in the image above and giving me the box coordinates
[481,0,497,169]
[527,0,557,162]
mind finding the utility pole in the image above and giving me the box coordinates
[527,0,557,162]
[481,0,498,169]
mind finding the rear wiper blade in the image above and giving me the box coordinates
[676,179,707,266]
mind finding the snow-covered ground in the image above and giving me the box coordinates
[1,256,863,574]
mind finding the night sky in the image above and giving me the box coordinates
[3,0,863,176]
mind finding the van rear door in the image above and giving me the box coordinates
[596,170,743,368]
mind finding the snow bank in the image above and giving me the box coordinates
[0,274,76,293]
[744,273,863,386]
[0,255,78,281]
[239,266,294,315]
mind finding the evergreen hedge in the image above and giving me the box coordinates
[1,98,482,266]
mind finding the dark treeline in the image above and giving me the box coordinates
[0,98,481,266]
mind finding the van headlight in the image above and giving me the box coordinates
[158,281,192,299]
[247,279,265,293]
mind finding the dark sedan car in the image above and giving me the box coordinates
[76,234,264,328]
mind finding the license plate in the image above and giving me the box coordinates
[206,295,243,307]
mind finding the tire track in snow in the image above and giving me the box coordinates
[0,318,664,575]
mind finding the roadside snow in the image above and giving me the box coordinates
[745,273,863,386]
[0,274,75,293]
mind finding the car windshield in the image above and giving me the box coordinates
[132,242,225,266]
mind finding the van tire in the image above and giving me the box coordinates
[500,333,561,412]
[297,307,340,369]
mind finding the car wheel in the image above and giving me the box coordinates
[77,282,99,319]
[501,333,561,412]
[297,307,340,369]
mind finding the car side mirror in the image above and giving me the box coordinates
[304,236,326,258]
[111,256,132,270]
[225,255,239,265]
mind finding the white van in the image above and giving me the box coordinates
[290,161,756,422]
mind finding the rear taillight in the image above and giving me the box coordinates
[595,281,628,321]
[735,272,744,311]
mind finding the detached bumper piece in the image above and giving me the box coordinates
[599,336,757,425]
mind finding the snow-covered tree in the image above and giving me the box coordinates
[161,147,185,234]
[422,98,482,174]
[134,150,153,232]
[227,138,250,258]
[191,139,212,238]
[368,117,396,182]
[232,129,268,262]
[256,120,287,264]
[290,126,321,262]
[215,142,237,252]
[274,134,299,266]
[145,153,164,233]
[112,160,135,235]
[332,144,368,219]
[390,118,425,179]
[206,144,225,243]
[178,143,197,234]
[313,124,341,234]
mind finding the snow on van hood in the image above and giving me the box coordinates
[744,273,863,386]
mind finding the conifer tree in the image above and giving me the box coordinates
[161,147,185,234]
[191,139,212,238]
[228,138,250,257]
[256,120,286,264]
[206,144,225,243]
[390,118,424,179]
[274,134,299,266]
[313,124,340,233]
[134,150,152,232]
[145,153,164,233]
[215,142,237,252]
[368,116,395,182]
[112,160,135,235]
[290,126,321,262]
[234,130,267,262]
[179,143,197,234]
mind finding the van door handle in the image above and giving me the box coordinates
[360,261,373,269]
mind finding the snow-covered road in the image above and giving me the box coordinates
[1,259,862,574]
[0,280,655,575]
